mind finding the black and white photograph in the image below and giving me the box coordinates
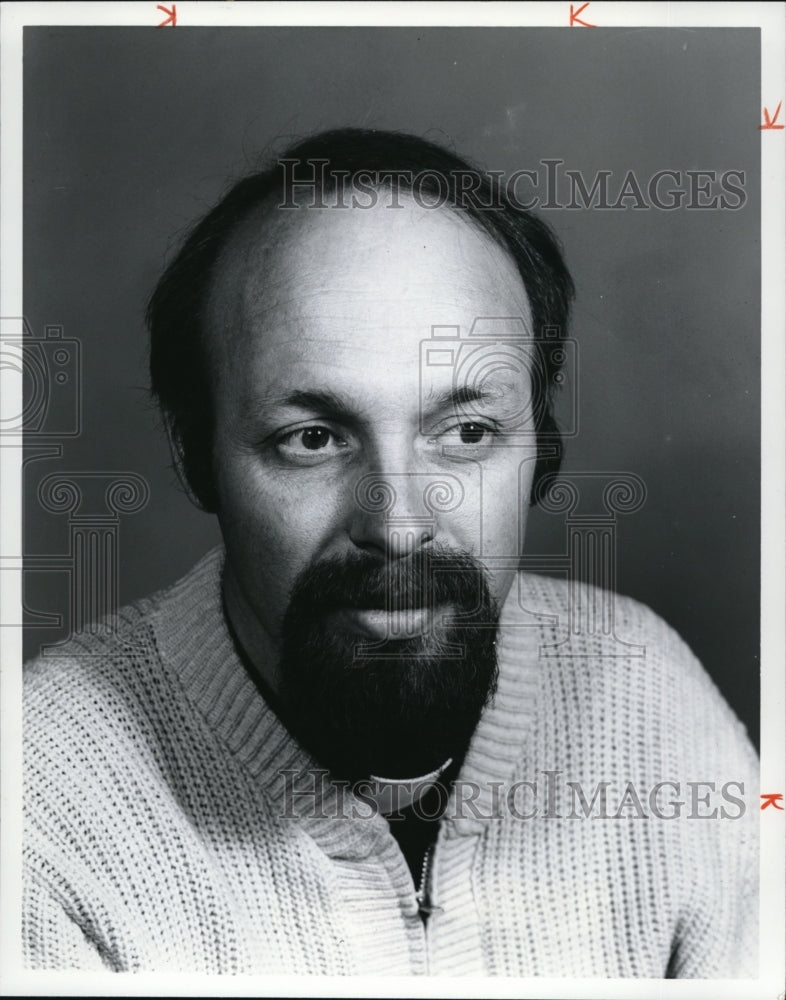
[1,3,783,996]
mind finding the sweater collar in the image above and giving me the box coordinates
[152,546,542,849]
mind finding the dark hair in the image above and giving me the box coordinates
[147,127,574,512]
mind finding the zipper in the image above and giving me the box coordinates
[415,843,443,917]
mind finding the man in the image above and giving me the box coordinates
[23,129,758,976]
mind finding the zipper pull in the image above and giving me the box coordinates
[416,844,443,917]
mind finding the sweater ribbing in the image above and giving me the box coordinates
[23,546,759,975]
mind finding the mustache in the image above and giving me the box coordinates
[286,544,492,614]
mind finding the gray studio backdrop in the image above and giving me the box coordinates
[22,27,760,748]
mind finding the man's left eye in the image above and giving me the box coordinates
[298,427,334,450]
[457,422,488,444]
[438,422,497,446]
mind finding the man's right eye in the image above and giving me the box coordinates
[274,425,350,464]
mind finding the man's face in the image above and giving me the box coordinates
[207,194,538,775]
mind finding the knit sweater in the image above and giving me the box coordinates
[23,547,759,976]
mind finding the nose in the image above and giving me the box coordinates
[348,471,465,559]
[349,472,435,559]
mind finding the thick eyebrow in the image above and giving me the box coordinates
[422,384,508,420]
[241,389,360,424]
[242,383,517,426]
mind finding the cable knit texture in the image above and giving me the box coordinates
[23,547,758,976]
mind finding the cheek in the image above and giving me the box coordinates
[476,453,535,547]
[472,454,535,606]
[215,456,347,580]
[440,453,533,548]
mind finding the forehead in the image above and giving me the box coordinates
[205,196,534,392]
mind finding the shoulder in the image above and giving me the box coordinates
[24,546,223,697]
[24,546,225,798]
[501,574,758,977]
[509,572,758,777]
[23,548,230,920]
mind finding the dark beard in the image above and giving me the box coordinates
[276,545,500,783]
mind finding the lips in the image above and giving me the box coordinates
[327,605,451,639]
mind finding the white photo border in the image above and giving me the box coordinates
[1,3,783,997]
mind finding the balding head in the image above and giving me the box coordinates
[147,127,573,513]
